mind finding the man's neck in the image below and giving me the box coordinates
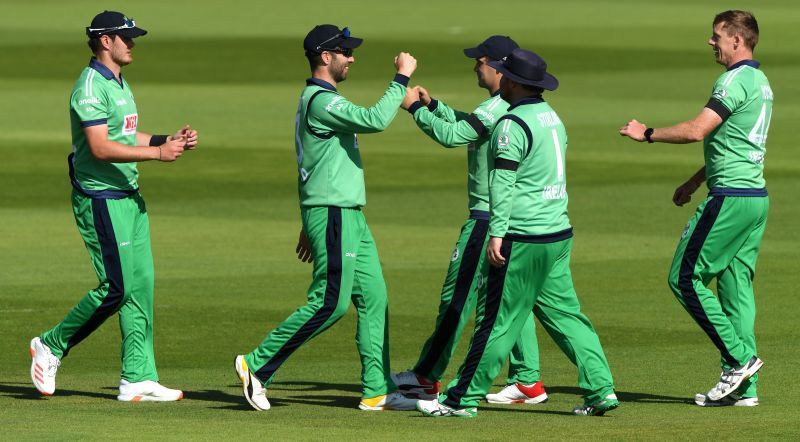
[726,52,754,69]
[312,70,337,88]
[96,53,122,80]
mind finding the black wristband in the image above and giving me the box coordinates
[149,135,169,146]
[393,73,410,87]
[644,127,654,143]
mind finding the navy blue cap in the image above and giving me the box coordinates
[463,35,518,60]
[86,11,146,38]
[488,48,558,90]
[303,24,363,54]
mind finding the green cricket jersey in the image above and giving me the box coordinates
[69,58,140,191]
[295,76,408,208]
[704,60,773,190]
[410,94,508,212]
[488,97,571,237]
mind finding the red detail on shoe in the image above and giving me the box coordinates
[34,374,44,383]
[177,392,184,400]
[30,347,35,358]
[515,381,547,398]
[35,364,43,372]
[41,391,52,396]
[414,374,440,394]
[133,396,143,402]
[425,381,441,395]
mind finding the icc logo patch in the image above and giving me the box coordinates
[681,223,691,239]
[451,247,460,262]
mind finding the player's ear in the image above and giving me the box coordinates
[320,51,332,66]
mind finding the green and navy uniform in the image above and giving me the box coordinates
[441,96,615,409]
[244,75,409,399]
[406,94,540,385]
[667,60,772,398]
[40,58,159,383]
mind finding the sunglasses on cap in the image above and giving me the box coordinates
[86,18,137,36]
[315,27,352,53]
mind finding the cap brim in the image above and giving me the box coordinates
[338,37,363,49]
[488,60,559,91]
[116,27,147,38]
[463,47,484,59]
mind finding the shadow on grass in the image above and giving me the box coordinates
[0,382,116,400]
[187,386,360,411]
[544,386,691,405]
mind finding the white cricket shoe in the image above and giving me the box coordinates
[359,391,418,411]
[706,356,763,401]
[234,355,270,411]
[117,379,183,402]
[416,398,477,418]
[390,370,440,400]
[694,393,758,407]
[485,381,548,404]
[29,337,60,396]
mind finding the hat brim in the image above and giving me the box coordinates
[116,27,147,38]
[463,47,485,59]
[488,60,559,91]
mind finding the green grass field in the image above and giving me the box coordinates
[2,0,800,439]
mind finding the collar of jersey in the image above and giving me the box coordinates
[306,77,337,92]
[507,95,544,110]
[89,58,124,87]
[727,59,760,71]
[490,90,501,97]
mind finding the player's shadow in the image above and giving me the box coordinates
[0,382,116,401]
[189,385,360,410]
[545,386,691,404]
[269,380,363,393]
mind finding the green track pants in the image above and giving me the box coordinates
[442,236,615,409]
[245,207,395,399]
[667,193,768,398]
[40,190,158,383]
[412,217,540,385]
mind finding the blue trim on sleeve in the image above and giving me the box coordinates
[393,74,410,87]
[81,119,107,127]
[709,187,767,197]
[427,99,439,112]
[407,101,424,114]
[469,210,490,221]
[306,77,337,91]
[727,60,760,71]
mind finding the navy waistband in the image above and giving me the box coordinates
[505,227,573,244]
[709,187,768,197]
[469,210,490,220]
[68,153,138,200]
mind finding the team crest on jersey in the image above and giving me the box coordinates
[122,114,138,135]
[450,246,460,262]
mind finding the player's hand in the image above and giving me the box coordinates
[486,237,506,268]
[401,86,421,110]
[295,229,313,263]
[394,52,417,77]
[174,124,199,150]
[158,135,186,162]
[619,119,647,142]
[672,179,701,207]
[417,85,431,105]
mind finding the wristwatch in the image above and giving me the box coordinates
[644,127,654,143]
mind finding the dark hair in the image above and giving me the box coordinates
[305,50,323,70]
[87,34,118,54]
[714,10,759,50]
[521,84,544,95]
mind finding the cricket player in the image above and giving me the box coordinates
[620,10,769,407]
[29,10,198,401]
[391,36,547,405]
[234,24,418,412]
[417,48,618,418]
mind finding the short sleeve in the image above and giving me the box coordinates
[71,84,109,127]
